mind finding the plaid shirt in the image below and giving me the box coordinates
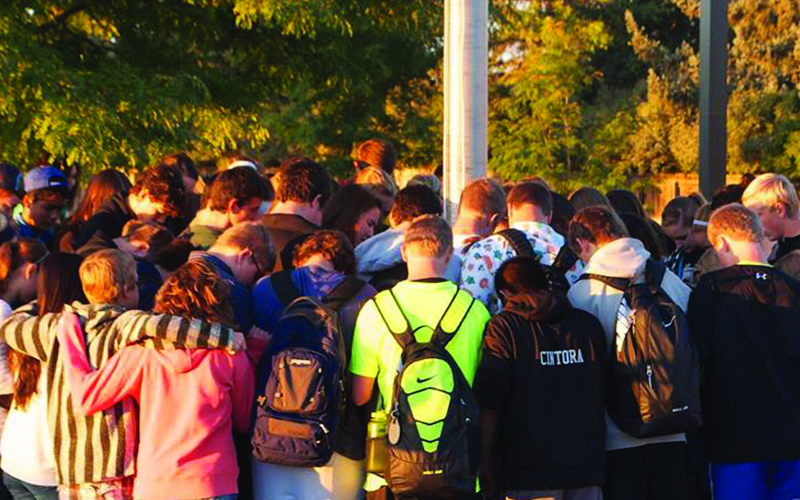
[459,221,584,314]
[0,302,244,486]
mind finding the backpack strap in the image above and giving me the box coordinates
[323,275,367,312]
[498,228,536,257]
[270,270,302,306]
[644,259,667,287]
[577,273,630,291]
[431,289,474,349]
[372,290,416,350]
[552,244,579,276]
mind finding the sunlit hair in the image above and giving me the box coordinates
[293,230,356,275]
[121,220,174,263]
[662,196,701,228]
[69,169,132,226]
[356,138,396,175]
[355,166,397,199]
[0,239,48,297]
[79,249,136,304]
[742,173,800,220]
[275,157,333,206]
[568,206,628,254]
[322,185,382,246]
[708,203,764,248]
[388,184,442,228]
[507,181,553,217]
[407,174,441,196]
[403,215,453,258]
[569,187,612,213]
[458,178,506,217]
[154,259,235,327]
[130,164,186,218]
[213,222,276,275]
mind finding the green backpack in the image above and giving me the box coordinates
[373,288,480,500]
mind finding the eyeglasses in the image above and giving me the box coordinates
[251,252,264,279]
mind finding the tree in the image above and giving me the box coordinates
[0,0,442,175]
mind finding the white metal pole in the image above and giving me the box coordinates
[443,0,488,222]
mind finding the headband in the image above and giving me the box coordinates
[227,160,258,171]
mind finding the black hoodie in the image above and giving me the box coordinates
[473,291,607,492]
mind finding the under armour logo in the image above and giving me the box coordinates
[756,273,768,280]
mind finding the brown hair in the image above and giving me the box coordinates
[120,220,175,263]
[130,164,186,218]
[322,185,382,246]
[403,215,453,258]
[569,187,612,212]
[507,181,553,217]
[275,157,333,207]
[293,230,356,275]
[10,252,85,410]
[154,259,235,327]
[458,178,506,217]
[388,185,442,227]
[69,169,132,227]
[206,166,273,212]
[662,196,701,228]
[356,138,396,175]
[214,222,276,275]
[568,206,629,253]
[79,249,137,304]
[0,239,48,298]
[708,203,765,248]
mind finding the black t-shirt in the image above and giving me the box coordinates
[473,291,607,491]
[689,264,800,462]
[772,233,800,264]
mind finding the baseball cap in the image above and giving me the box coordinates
[0,163,23,193]
[23,166,68,193]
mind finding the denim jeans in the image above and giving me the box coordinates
[2,472,58,500]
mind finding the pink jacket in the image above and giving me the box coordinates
[58,313,254,500]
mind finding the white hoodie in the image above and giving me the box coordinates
[568,237,692,451]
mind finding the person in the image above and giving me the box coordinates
[406,174,440,197]
[460,181,583,314]
[687,204,722,284]
[111,221,174,310]
[322,185,383,247]
[354,138,396,176]
[569,187,612,212]
[354,167,397,217]
[1,253,85,500]
[56,259,254,500]
[350,215,491,499]
[474,256,606,500]
[354,184,447,289]
[190,222,276,332]
[0,164,22,225]
[450,178,506,254]
[263,157,333,271]
[58,169,132,252]
[12,166,68,249]
[688,203,800,499]
[741,173,800,279]
[607,189,647,220]
[0,249,244,499]
[73,164,186,252]
[179,166,273,250]
[566,206,691,500]
[160,152,202,232]
[251,231,376,500]
[618,213,663,261]
[662,196,704,283]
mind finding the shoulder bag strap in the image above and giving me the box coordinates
[498,228,536,257]
[323,275,367,312]
[270,270,302,306]
[372,290,416,350]
[432,289,474,348]
[577,273,630,291]
[552,244,579,275]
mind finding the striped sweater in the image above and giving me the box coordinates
[0,302,245,486]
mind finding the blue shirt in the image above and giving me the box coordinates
[190,251,252,332]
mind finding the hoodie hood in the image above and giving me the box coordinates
[355,227,406,275]
[583,237,650,279]
[150,348,210,374]
[503,290,571,323]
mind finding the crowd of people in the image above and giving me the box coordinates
[0,140,798,500]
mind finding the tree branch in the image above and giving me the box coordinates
[37,1,90,33]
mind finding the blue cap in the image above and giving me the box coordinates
[23,166,68,193]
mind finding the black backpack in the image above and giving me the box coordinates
[498,228,578,293]
[373,289,480,500]
[579,259,702,438]
[251,272,365,467]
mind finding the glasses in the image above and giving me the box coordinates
[251,252,264,279]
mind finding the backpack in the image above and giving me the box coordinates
[251,272,366,467]
[373,289,480,500]
[498,228,578,293]
[579,259,702,438]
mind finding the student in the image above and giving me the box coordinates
[662,196,703,283]
[74,164,186,252]
[322,185,383,247]
[179,166,273,250]
[355,184,446,289]
[450,178,506,254]
[475,256,606,500]
[742,173,800,279]
[460,181,583,314]
[57,259,254,500]
[350,215,491,499]
[263,157,333,271]
[354,139,396,176]
[13,166,69,249]
[688,203,800,499]
[190,222,276,332]
[567,206,691,500]
[354,167,396,217]
[251,231,376,500]
[0,249,244,499]
[1,253,85,500]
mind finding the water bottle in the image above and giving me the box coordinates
[365,411,388,475]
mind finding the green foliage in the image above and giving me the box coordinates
[0,0,442,175]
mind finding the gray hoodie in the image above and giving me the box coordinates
[568,237,691,451]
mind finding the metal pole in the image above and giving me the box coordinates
[443,0,488,222]
[699,0,728,199]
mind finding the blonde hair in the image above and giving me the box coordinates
[355,167,397,198]
[708,204,764,248]
[742,173,800,219]
[79,249,137,304]
[403,215,452,258]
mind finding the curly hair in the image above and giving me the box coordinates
[275,157,333,207]
[130,164,186,218]
[293,230,356,275]
[154,259,235,327]
[388,184,442,227]
[206,166,273,212]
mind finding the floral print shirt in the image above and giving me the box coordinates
[459,221,584,313]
